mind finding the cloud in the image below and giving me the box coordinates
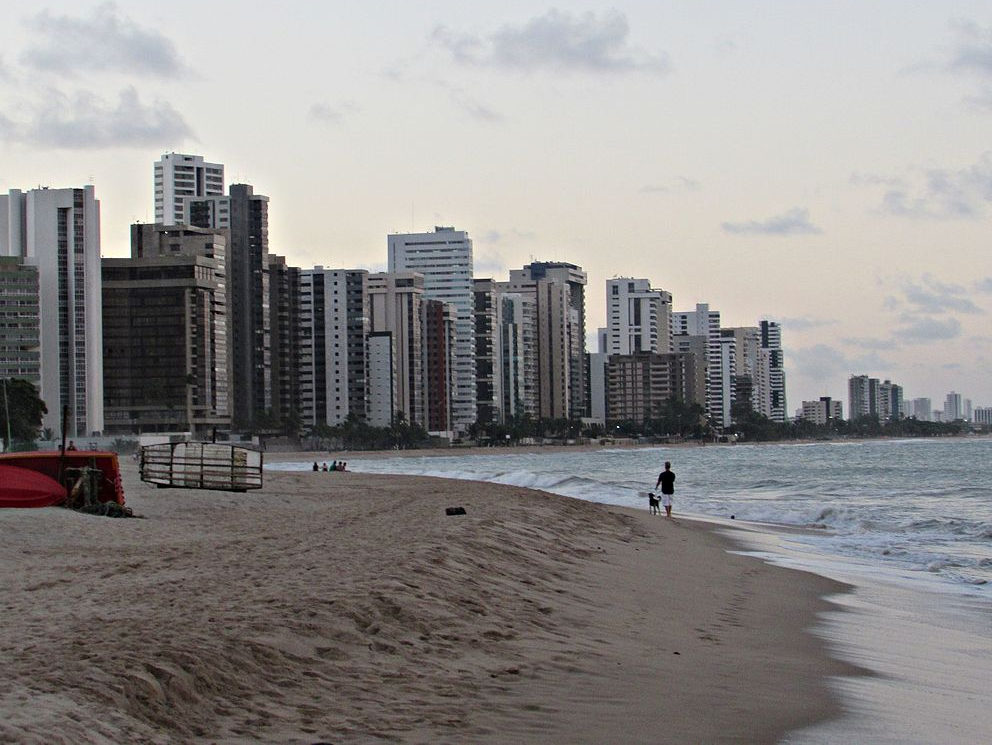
[902,278,983,315]
[308,101,357,125]
[21,3,187,78]
[481,227,536,244]
[842,336,898,351]
[474,252,506,275]
[640,177,701,194]
[849,171,905,188]
[3,87,192,149]
[869,153,992,219]
[777,315,838,332]
[974,277,992,294]
[789,344,891,382]
[447,87,503,123]
[896,316,962,343]
[432,9,670,74]
[885,274,984,315]
[721,207,823,236]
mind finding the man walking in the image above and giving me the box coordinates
[655,461,675,518]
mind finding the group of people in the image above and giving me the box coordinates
[313,461,347,472]
[647,461,675,517]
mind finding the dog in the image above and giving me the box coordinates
[647,492,661,515]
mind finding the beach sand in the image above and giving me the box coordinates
[0,467,858,743]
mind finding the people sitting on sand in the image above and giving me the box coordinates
[312,461,319,472]
[336,461,347,472]
[321,462,328,471]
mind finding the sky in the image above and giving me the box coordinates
[2,1,991,411]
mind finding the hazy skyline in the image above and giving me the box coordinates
[2,1,991,410]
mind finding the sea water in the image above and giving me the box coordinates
[270,438,992,742]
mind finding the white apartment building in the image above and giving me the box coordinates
[154,153,224,225]
[800,397,843,425]
[974,407,992,426]
[388,227,476,433]
[604,277,672,355]
[673,303,730,428]
[944,392,963,421]
[0,187,104,437]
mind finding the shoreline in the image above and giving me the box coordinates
[265,432,991,463]
[0,467,860,743]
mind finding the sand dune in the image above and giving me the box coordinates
[0,467,856,743]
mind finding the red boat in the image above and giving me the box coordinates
[0,451,125,506]
[0,465,67,508]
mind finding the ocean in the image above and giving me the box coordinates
[270,438,992,742]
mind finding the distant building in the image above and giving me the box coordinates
[974,407,992,426]
[604,277,672,355]
[422,298,456,435]
[268,254,302,430]
[944,391,963,421]
[673,303,729,428]
[800,397,843,425]
[879,380,903,422]
[0,187,103,437]
[299,268,369,428]
[189,184,272,429]
[605,352,703,426]
[388,227,475,434]
[369,272,426,427]
[910,397,932,421]
[498,262,589,420]
[102,224,230,435]
[848,374,880,420]
[473,278,505,427]
[0,257,41,387]
[154,153,224,226]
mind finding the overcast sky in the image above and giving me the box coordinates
[2,1,991,410]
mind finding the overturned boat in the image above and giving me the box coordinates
[139,442,263,492]
[0,464,67,508]
[0,450,126,507]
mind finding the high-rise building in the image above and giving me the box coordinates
[849,374,882,420]
[0,187,103,437]
[368,272,425,427]
[388,227,475,433]
[473,278,505,427]
[499,293,530,419]
[299,268,369,428]
[973,407,992,426]
[422,299,456,435]
[879,380,903,422]
[673,303,729,428]
[498,262,588,420]
[268,254,302,431]
[0,257,41,386]
[800,397,843,425]
[604,277,672,355]
[944,392,963,421]
[154,153,224,226]
[916,398,932,420]
[189,184,271,429]
[757,320,786,422]
[605,352,703,426]
[102,224,230,435]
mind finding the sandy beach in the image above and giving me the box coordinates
[0,465,859,743]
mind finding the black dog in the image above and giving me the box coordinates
[647,492,661,515]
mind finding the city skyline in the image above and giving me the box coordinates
[2,2,991,408]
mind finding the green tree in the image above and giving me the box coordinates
[0,378,47,450]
